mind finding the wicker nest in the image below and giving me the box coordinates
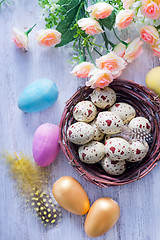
[59,79,160,187]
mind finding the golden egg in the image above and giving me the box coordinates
[84,197,120,238]
[146,67,160,96]
[52,176,90,215]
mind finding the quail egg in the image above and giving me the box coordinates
[96,112,124,134]
[67,122,94,145]
[105,137,131,160]
[78,141,105,164]
[91,87,116,109]
[73,101,97,122]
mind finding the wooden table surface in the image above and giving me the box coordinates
[0,1,160,240]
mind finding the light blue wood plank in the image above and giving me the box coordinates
[0,1,160,240]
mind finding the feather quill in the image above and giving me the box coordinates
[5,152,62,227]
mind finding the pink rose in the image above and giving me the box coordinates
[87,2,114,20]
[140,25,159,45]
[86,69,113,89]
[151,39,160,57]
[115,10,134,30]
[121,0,136,9]
[124,38,143,63]
[96,52,127,78]
[12,27,28,51]
[71,62,96,78]
[77,18,104,35]
[141,0,160,19]
[36,29,61,47]
[113,42,127,58]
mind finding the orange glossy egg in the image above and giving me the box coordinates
[52,176,90,215]
[85,197,120,238]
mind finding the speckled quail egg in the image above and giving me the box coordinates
[127,140,149,162]
[96,112,124,134]
[90,120,105,141]
[110,102,136,124]
[128,117,151,133]
[67,122,94,145]
[91,87,116,109]
[101,156,126,175]
[73,101,97,122]
[105,137,131,160]
[78,141,105,164]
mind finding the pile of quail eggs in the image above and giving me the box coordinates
[67,87,151,176]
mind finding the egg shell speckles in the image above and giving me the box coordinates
[78,141,105,164]
[73,101,97,123]
[101,156,126,175]
[96,112,124,134]
[90,120,105,141]
[127,140,149,162]
[105,137,131,160]
[91,87,116,109]
[67,122,94,145]
[128,117,151,133]
[110,102,136,124]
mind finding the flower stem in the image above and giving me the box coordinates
[78,37,86,62]
[108,40,115,48]
[101,26,109,50]
[76,0,85,21]
[101,26,115,51]
[113,28,128,46]
[82,47,86,61]
[93,47,102,56]
[25,24,36,36]
[86,45,96,66]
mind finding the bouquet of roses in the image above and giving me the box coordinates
[12,0,160,88]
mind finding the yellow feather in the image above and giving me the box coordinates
[4,152,62,227]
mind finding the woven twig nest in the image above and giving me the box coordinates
[59,79,160,187]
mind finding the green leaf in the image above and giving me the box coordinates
[59,0,80,13]
[56,27,77,47]
[99,11,116,30]
[56,3,80,35]
[57,0,72,6]
[56,1,85,47]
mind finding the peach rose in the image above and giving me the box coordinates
[141,0,160,19]
[121,0,136,9]
[12,27,28,51]
[140,25,159,45]
[36,29,61,47]
[124,38,143,63]
[86,69,113,89]
[96,52,127,78]
[113,42,127,58]
[87,2,114,20]
[115,10,134,30]
[71,62,96,78]
[77,18,104,35]
[151,39,160,57]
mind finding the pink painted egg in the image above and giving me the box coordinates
[33,123,60,167]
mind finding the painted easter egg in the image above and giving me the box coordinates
[18,78,58,113]
[33,123,60,167]
[84,197,120,238]
[146,67,160,96]
[52,176,90,215]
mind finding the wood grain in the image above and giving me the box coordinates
[0,1,160,240]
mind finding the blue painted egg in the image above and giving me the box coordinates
[18,78,58,113]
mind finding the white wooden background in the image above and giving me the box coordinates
[0,1,160,240]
